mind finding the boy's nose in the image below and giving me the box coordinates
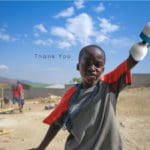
[88,64,96,71]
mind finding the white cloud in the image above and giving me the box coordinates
[66,13,94,45]
[0,29,17,42]
[51,27,75,44]
[98,18,119,34]
[55,7,74,18]
[50,13,120,48]
[0,28,6,32]
[94,3,105,13]
[34,24,47,33]
[34,38,53,46]
[57,41,72,49]
[0,32,10,42]
[74,0,84,9]
[51,13,95,47]
[0,65,9,71]
[96,34,108,43]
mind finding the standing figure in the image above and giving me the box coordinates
[17,81,24,112]
[12,81,24,112]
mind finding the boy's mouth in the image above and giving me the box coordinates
[87,72,97,77]
[86,73,97,80]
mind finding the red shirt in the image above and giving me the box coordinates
[17,83,23,96]
[43,59,131,125]
[12,87,20,97]
[12,84,23,97]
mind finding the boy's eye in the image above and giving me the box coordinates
[95,62,103,67]
[83,60,104,68]
[95,62,100,67]
[85,60,91,66]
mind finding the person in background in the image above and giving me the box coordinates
[3,96,10,108]
[12,81,24,112]
[17,81,24,112]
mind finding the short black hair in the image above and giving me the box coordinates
[79,44,106,63]
[17,80,20,84]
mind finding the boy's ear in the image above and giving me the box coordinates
[76,63,79,71]
[102,66,105,74]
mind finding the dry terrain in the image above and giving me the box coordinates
[0,87,150,150]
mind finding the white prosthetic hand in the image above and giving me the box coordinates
[130,22,150,61]
[130,42,148,61]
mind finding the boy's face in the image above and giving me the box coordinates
[77,47,105,89]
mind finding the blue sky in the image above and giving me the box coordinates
[0,0,150,84]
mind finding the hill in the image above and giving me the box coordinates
[0,76,49,88]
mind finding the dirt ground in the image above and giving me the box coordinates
[0,87,150,150]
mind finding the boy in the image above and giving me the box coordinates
[31,43,148,150]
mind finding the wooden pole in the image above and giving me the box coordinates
[1,88,3,108]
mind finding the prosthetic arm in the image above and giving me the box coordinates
[130,22,150,61]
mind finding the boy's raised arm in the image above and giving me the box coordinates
[127,54,138,70]
[30,123,61,150]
